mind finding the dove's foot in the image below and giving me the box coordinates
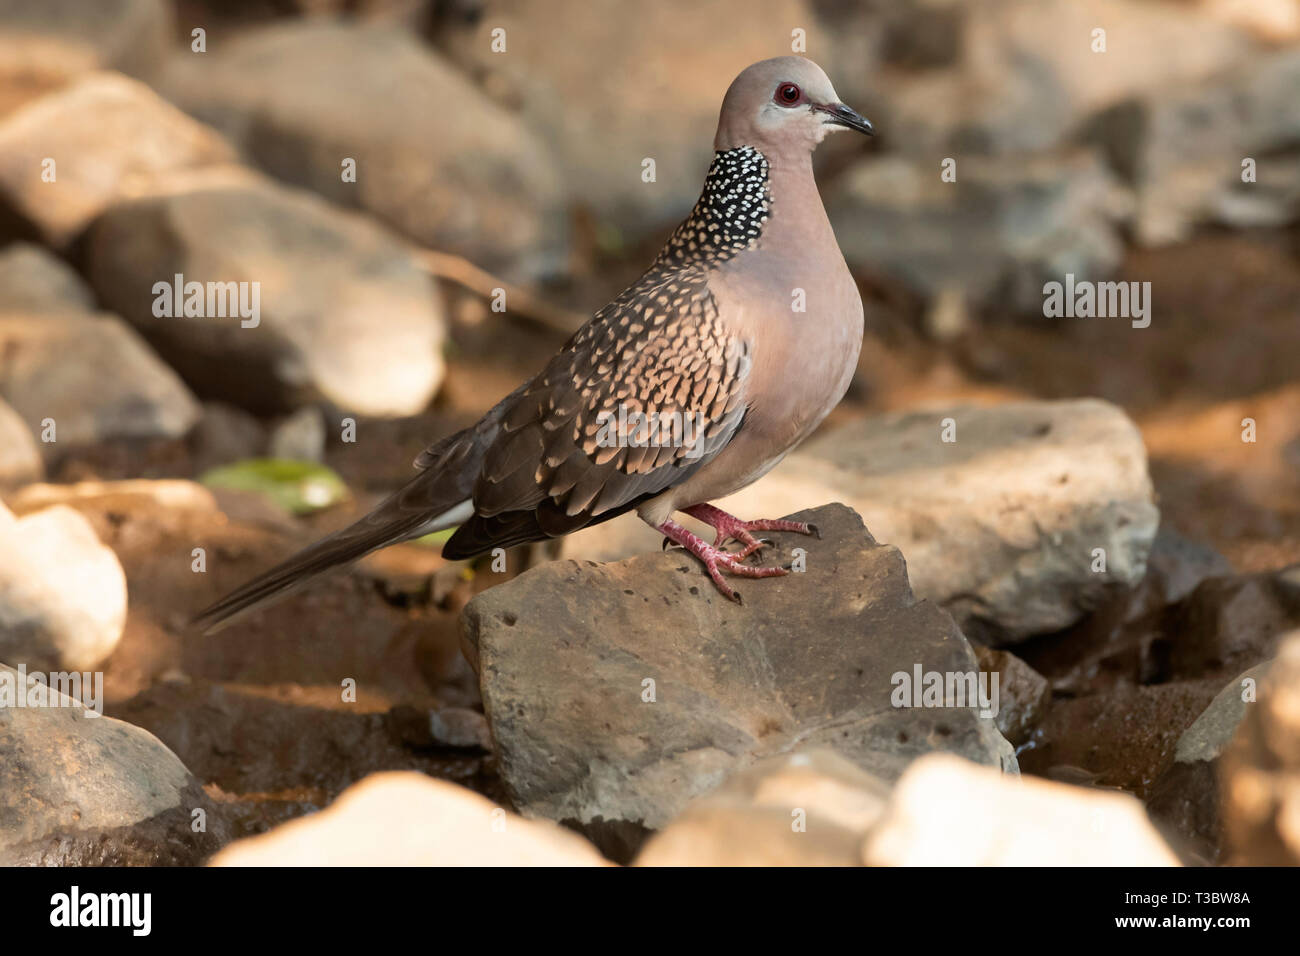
[682,503,820,559]
[655,517,788,604]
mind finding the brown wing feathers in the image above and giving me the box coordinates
[442,270,749,558]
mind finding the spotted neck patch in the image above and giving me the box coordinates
[657,146,770,267]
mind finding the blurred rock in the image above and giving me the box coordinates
[823,0,1270,296]
[863,753,1179,865]
[1020,679,1223,799]
[0,0,173,113]
[84,166,447,417]
[924,285,970,342]
[1201,0,1300,44]
[116,669,487,802]
[972,644,1050,746]
[7,478,219,518]
[0,503,127,671]
[1189,674,1274,775]
[1014,531,1243,699]
[426,707,491,750]
[355,540,462,604]
[827,150,1130,311]
[1221,631,1300,864]
[268,406,326,463]
[212,771,610,866]
[415,612,480,693]
[635,750,889,866]
[204,488,301,537]
[1124,525,1234,624]
[387,703,491,751]
[872,0,965,71]
[564,399,1159,645]
[1087,48,1300,244]
[1147,661,1270,861]
[0,311,200,458]
[430,0,862,247]
[0,399,41,488]
[161,21,567,279]
[872,0,1254,158]
[0,242,95,312]
[0,73,236,248]
[1214,153,1300,231]
[188,402,267,473]
[1163,564,1300,679]
[463,503,1015,859]
[0,662,223,866]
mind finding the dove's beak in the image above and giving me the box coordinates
[814,102,875,136]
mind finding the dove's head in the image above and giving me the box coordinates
[714,56,873,157]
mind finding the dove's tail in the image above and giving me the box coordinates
[192,389,530,633]
[191,492,472,634]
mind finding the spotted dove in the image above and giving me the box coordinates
[196,56,873,629]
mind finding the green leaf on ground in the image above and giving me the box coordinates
[199,458,349,515]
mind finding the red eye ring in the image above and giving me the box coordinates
[775,82,802,106]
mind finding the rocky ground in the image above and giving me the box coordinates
[2,0,1300,866]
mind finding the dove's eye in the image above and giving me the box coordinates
[775,83,802,107]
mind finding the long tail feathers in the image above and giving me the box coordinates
[192,496,467,634]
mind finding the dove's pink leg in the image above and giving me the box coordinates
[682,503,820,559]
[654,517,788,604]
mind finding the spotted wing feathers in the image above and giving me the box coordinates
[442,270,749,556]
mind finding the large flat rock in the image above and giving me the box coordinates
[462,503,1015,855]
[562,399,1159,644]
